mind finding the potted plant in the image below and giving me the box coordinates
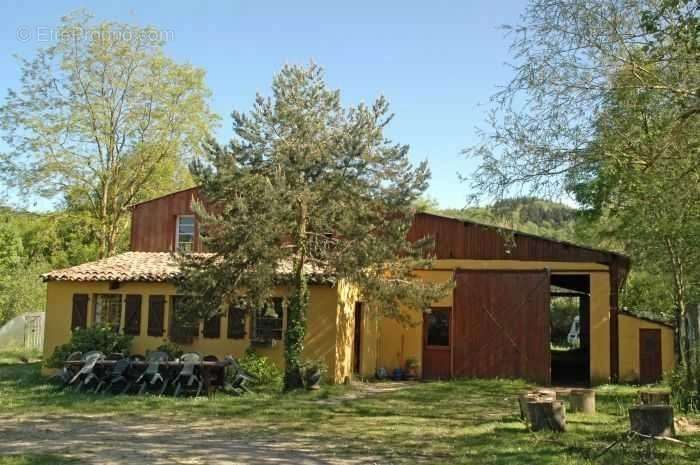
[405,358,419,380]
[301,359,327,390]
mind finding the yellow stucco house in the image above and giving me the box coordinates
[42,187,675,385]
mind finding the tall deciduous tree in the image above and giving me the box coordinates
[570,74,700,365]
[178,64,452,390]
[466,0,698,197]
[0,11,218,257]
[465,0,699,365]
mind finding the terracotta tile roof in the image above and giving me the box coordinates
[42,252,332,284]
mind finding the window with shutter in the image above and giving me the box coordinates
[170,295,199,343]
[148,295,165,337]
[252,298,284,341]
[94,294,122,332]
[124,295,142,336]
[71,294,88,330]
[227,306,246,339]
[203,314,221,338]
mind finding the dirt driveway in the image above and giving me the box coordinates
[0,414,387,465]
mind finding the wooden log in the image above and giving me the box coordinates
[629,405,675,437]
[527,400,567,432]
[639,389,671,405]
[569,388,596,414]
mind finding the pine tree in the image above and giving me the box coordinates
[177,64,452,390]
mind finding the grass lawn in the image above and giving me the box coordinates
[0,455,78,465]
[1,350,699,464]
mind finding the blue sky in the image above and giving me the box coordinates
[1,0,527,210]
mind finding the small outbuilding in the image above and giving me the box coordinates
[618,310,675,384]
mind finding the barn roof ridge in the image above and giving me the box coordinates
[126,185,201,209]
[414,211,630,264]
[127,187,628,265]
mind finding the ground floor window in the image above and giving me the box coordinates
[252,298,284,341]
[170,295,199,343]
[227,305,247,339]
[94,294,122,332]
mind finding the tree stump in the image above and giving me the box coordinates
[629,405,675,437]
[536,388,557,398]
[569,388,596,414]
[639,389,671,405]
[527,400,567,432]
[519,391,555,421]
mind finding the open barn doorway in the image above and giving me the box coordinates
[550,274,591,386]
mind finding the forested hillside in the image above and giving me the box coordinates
[423,197,578,242]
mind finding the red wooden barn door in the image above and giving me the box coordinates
[453,270,551,384]
[639,329,662,384]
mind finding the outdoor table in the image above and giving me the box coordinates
[64,359,228,394]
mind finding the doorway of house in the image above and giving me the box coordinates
[639,328,662,384]
[550,274,591,386]
[352,302,362,375]
[422,307,452,379]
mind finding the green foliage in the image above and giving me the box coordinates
[668,362,700,413]
[0,217,52,325]
[550,297,579,346]
[465,0,700,368]
[0,10,217,256]
[440,197,578,242]
[0,260,48,325]
[0,207,103,325]
[45,325,132,368]
[0,221,23,269]
[300,358,328,384]
[237,348,282,390]
[620,271,676,321]
[179,64,452,390]
[284,276,309,390]
[154,342,184,359]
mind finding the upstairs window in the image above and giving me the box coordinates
[252,298,284,341]
[176,215,195,252]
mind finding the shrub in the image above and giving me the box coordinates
[300,358,328,387]
[300,358,328,377]
[668,363,700,413]
[236,347,282,390]
[45,324,133,368]
[154,342,184,359]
